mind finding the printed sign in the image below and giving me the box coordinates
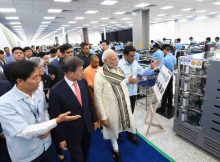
[190,59,202,68]
[153,65,173,101]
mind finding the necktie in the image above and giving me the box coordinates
[73,82,82,106]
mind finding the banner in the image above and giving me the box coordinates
[153,65,173,101]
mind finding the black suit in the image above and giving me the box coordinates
[0,60,7,69]
[4,63,15,86]
[0,80,12,162]
[42,64,57,92]
[49,78,97,162]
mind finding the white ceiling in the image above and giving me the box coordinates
[0,0,220,41]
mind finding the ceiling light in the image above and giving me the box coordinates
[41,21,51,24]
[100,0,118,5]
[182,8,194,12]
[186,15,195,18]
[10,22,21,24]
[196,10,207,13]
[44,16,55,19]
[75,17,85,20]
[160,6,175,10]
[213,1,220,5]
[12,26,22,28]
[178,19,188,22]
[155,18,162,21]
[38,28,46,30]
[100,17,110,20]
[109,21,117,24]
[53,0,72,2]
[173,15,182,17]
[208,11,218,15]
[196,16,207,20]
[85,10,98,14]
[114,11,125,15]
[90,21,98,24]
[76,26,82,29]
[126,21,132,24]
[83,24,90,27]
[0,8,16,13]
[100,24,107,26]
[14,28,22,31]
[135,3,150,8]
[68,21,76,24]
[157,14,167,17]
[48,9,62,13]
[62,25,71,27]
[5,17,19,20]
[121,18,131,20]
[195,0,204,1]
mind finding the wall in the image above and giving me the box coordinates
[150,16,220,44]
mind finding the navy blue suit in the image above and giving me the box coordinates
[51,58,60,68]
[0,80,12,162]
[49,78,97,162]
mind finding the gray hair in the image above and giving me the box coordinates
[102,49,115,63]
[29,57,44,67]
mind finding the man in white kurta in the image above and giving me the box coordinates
[94,49,137,162]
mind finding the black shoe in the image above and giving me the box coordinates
[127,133,139,145]
[113,151,121,162]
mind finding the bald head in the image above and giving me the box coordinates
[102,49,118,69]
[90,55,99,68]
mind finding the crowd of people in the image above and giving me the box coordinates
[0,40,177,162]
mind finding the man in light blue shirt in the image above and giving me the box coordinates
[175,38,183,52]
[157,44,176,118]
[0,60,80,162]
[119,46,159,114]
[215,37,220,49]
[152,43,164,64]
[189,37,196,48]
[3,47,14,63]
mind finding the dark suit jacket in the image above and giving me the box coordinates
[4,63,15,86]
[42,64,57,90]
[78,52,92,69]
[51,58,60,68]
[0,80,12,133]
[48,78,98,144]
[0,60,7,69]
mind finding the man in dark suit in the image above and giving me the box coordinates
[0,50,7,70]
[49,56,98,162]
[78,43,92,69]
[0,80,12,162]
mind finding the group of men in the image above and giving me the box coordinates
[0,39,177,162]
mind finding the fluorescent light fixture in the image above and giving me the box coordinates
[100,17,110,20]
[109,21,117,24]
[62,25,71,27]
[0,8,16,13]
[160,6,175,10]
[155,18,162,21]
[100,24,107,26]
[157,14,167,17]
[213,1,220,5]
[53,0,72,2]
[114,11,125,15]
[48,9,62,13]
[68,21,76,24]
[38,28,46,30]
[85,10,98,14]
[12,26,22,28]
[126,21,132,24]
[178,19,188,22]
[14,28,22,31]
[75,17,85,20]
[90,21,98,24]
[100,0,118,5]
[76,26,82,29]
[135,3,150,8]
[195,0,204,1]
[41,21,51,24]
[196,16,207,20]
[182,8,194,12]
[196,10,207,13]
[186,15,195,18]
[10,22,21,24]
[173,15,182,17]
[44,17,55,19]
[121,18,131,20]
[208,11,218,15]
[5,17,19,20]
[83,24,90,27]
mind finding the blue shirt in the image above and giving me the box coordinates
[119,58,149,96]
[215,41,220,49]
[0,86,51,162]
[4,54,14,63]
[175,43,183,52]
[161,53,177,72]
[152,49,164,63]
[135,52,140,61]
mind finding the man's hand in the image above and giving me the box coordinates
[59,140,68,150]
[101,119,109,127]
[128,76,138,84]
[50,74,56,80]
[94,122,98,130]
[55,111,81,124]
[39,132,50,139]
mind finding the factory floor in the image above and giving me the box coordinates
[134,98,219,162]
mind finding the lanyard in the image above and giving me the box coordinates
[21,99,41,123]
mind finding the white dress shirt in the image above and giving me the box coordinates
[64,76,80,95]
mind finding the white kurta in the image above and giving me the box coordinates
[94,67,136,139]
